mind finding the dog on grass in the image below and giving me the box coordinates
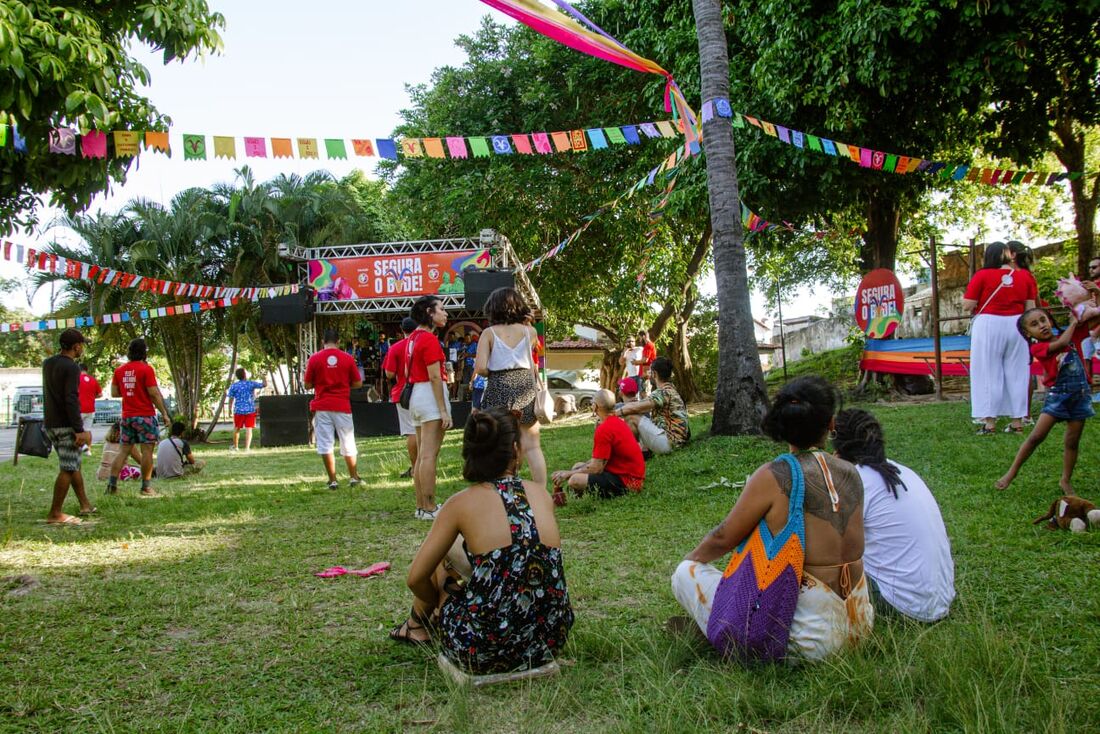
[1033,496,1100,532]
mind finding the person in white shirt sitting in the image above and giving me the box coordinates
[833,408,955,622]
[156,421,206,479]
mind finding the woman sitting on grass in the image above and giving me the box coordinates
[96,422,142,482]
[390,407,574,674]
[833,408,955,623]
[671,376,873,662]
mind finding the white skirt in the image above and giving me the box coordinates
[969,313,1030,419]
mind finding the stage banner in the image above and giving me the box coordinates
[308,250,492,301]
[854,268,904,339]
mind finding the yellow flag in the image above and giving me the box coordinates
[402,138,423,157]
[112,131,141,157]
[655,121,676,138]
[213,136,236,159]
[297,138,319,159]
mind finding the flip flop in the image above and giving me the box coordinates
[314,566,348,578]
[347,562,390,578]
[79,507,98,517]
[45,515,83,526]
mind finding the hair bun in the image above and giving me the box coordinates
[469,412,500,447]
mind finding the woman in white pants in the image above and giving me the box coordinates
[962,241,1036,434]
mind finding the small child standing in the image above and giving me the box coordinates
[996,308,1091,494]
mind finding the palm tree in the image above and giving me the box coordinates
[691,0,769,434]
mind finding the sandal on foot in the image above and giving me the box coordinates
[389,618,432,647]
[1004,425,1024,434]
[45,515,83,526]
[976,427,995,435]
[79,507,98,516]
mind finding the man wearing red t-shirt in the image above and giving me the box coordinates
[77,364,102,452]
[550,389,645,504]
[108,338,172,497]
[382,317,418,479]
[304,328,364,490]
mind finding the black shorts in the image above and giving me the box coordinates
[586,471,628,498]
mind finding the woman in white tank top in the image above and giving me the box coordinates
[473,287,547,487]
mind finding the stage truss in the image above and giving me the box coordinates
[281,229,541,370]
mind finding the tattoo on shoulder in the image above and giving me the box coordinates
[771,455,862,533]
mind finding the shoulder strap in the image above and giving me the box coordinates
[811,451,840,513]
[775,453,807,544]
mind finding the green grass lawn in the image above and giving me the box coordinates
[2,400,1099,733]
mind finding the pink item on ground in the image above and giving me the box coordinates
[348,562,391,578]
[314,566,348,578]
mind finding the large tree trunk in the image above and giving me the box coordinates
[859,188,901,273]
[692,0,769,435]
[669,288,701,401]
[1052,117,1099,277]
[645,223,712,342]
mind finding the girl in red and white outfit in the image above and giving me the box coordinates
[962,241,1037,435]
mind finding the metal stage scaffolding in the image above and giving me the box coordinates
[278,229,541,378]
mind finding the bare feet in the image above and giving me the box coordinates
[995,474,1013,490]
[45,514,83,525]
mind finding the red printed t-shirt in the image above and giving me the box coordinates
[593,414,646,490]
[964,268,1037,316]
[304,348,360,413]
[113,361,157,417]
[407,330,445,384]
[382,336,410,403]
[1031,324,1088,387]
[78,372,101,413]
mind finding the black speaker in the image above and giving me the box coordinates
[464,268,515,311]
[260,289,314,325]
[258,394,312,447]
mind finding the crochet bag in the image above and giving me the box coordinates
[706,452,806,662]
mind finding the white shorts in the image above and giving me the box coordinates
[638,415,672,454]
[395,404,415,436]
[81,412,95,430]
[409,381,451,427]
[313,411,357,456]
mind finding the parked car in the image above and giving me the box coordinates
[11,386,43,426]
[93,399,122,425]
[546,372,599,410]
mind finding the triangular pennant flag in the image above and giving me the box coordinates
[144,131,170,155]
[469,137,491,157]
[297,138,319,159]
[376,138,398,160]
[445,137,468,158]
[244,137,267,157]
[183,134,206,160]
[81,131,108,159]
[271,138,294,158]
[113,131,141,157]
[422,138,445,158]
[325,139,348,159]
[351,139,375,157]
[213,136,236,159]
[49,128,77,155]
[551,131,571,152]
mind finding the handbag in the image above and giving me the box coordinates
[399,333,418,410]
[534,381,555,424]
[15,417,52,461]
[706,452,806,662]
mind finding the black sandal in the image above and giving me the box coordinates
[389,608,433,647]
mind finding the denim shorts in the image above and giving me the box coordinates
[1042,388,1095,421]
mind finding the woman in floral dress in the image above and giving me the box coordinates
[391,407,573,673]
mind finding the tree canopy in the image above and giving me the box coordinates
[0,0,224,233]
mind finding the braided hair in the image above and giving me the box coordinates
[833,408,905,499]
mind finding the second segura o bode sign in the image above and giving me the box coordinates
[854,268,904,338]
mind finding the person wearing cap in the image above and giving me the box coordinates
[108,338,173,497]
[550,388,645,505]
[304,328,364,490]
[42,329,96,524]
[383,317,419,480]
[617,376,640,406]
[615,356,690,455]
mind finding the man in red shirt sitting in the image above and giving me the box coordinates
[550,388,645,505]
[107,338,172,497]
[304,328,364,490]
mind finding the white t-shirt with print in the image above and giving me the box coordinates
[858,461,956,622]
[624,347,642,378]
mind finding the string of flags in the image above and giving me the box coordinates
[700,97,1098,185]
[1,239,299,300]
[1,295,249,334]
[0,118,686,163]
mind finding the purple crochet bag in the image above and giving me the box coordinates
[706,453,807,662]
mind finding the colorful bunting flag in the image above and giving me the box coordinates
[376,138,398,160]
[469,137,491,158]
[297,138,319,159]
[82,131,107,159]
[271,138,294,158]
[446,137,468,158]
[512,134,533,155]
[145,131,170,154]
[422,138,445,158]
[491,135,513,155]
[113,131,141,157]
[352,139,375,157]
[551,131,571,152]
[244,137,268,157]
[213,136,236,159]
[183,134,206,160]
[570,130,588,152]
[587,128,608,149]
[49,128,76,155]
[325,138,348,159]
